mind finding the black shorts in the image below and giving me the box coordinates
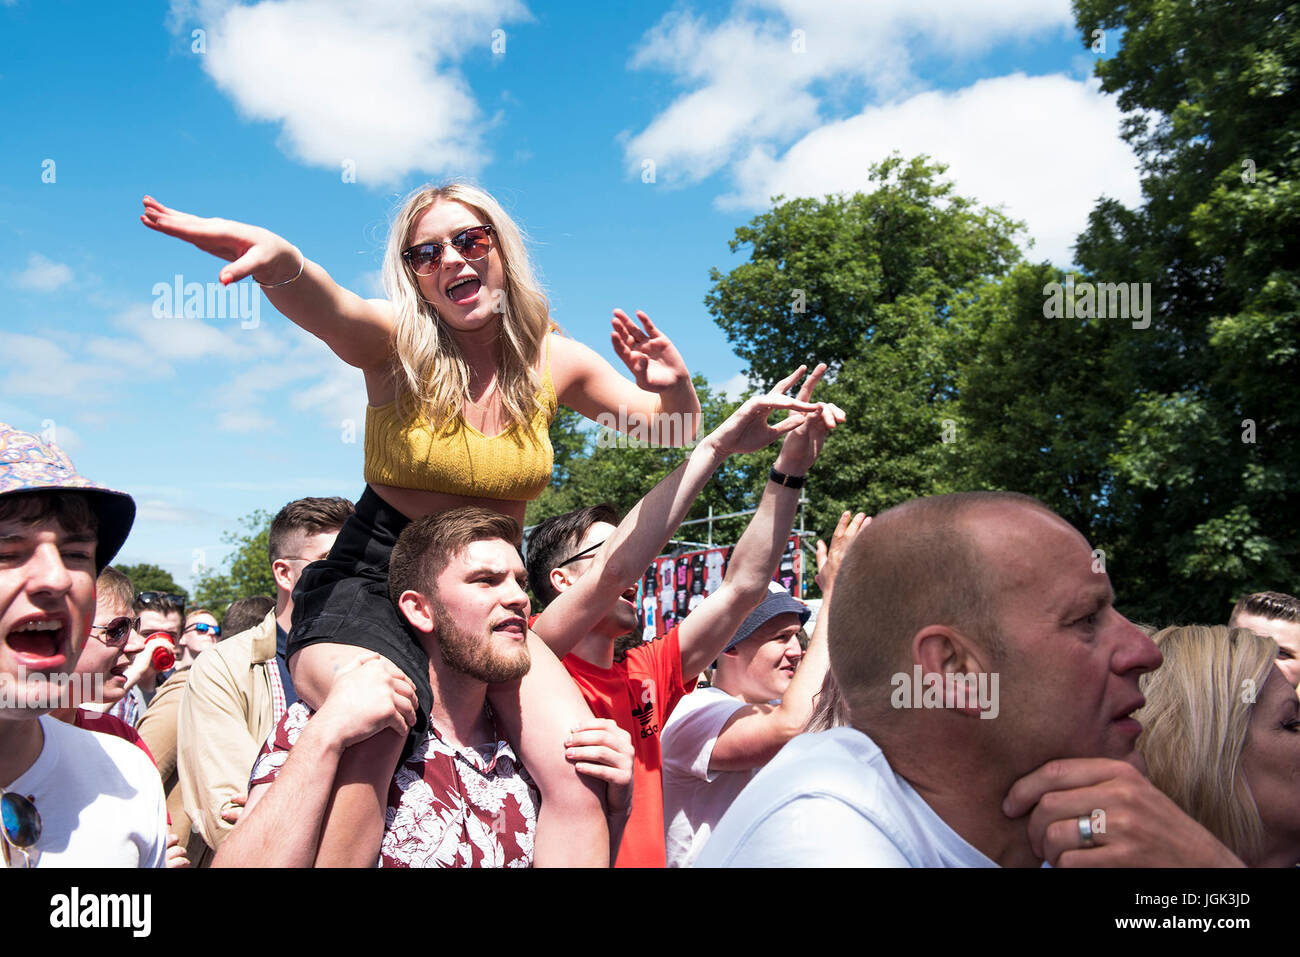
[287,485,432,736]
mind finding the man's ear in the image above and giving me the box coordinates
[913,626,993,719]
[549,566,571,597]
[397,590,436,635]
[270,558,295,593]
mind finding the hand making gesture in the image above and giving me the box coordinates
[610,309,693,394]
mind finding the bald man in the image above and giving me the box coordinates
[696,491,1242,868]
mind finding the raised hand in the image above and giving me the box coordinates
[140,196,301,287]
[815,511,870,595]
[703,366,823,458]
[772,362,846,477]
[610,310,691,394]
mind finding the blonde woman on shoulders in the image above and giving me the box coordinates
[142,184,702,865]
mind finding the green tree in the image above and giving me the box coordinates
[705,154,1024,390]
[952,261,1135,544]
[114,563,187,601]
[1071,0,1299,621]
[704,157,1028,538]
[191,510,275,614]
[527,376,765,546]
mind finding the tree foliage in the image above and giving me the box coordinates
[705,154,1024,390]
[114,563,187,601]
[190,510,275,614]
[527,376,764,546]
[1069,0,1299,620]
[546,0,1297,629]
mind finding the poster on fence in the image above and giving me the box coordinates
[636,536,804,640]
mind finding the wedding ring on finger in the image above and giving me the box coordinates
[1077,814,1097,848]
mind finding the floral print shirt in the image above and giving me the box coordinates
[249,701,538,867]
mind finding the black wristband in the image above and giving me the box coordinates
[769,467,806,489]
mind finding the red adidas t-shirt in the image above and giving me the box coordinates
[562,625,696,868]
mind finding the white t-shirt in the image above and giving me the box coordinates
[661,685,756,868]
[2,715,167,868]
[693,727,997,868]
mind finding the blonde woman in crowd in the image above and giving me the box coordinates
[142,183,702,864]
[1137,624,1300,867]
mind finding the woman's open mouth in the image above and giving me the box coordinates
[446,276,481,305]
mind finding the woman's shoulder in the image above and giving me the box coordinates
[545,328,602,386]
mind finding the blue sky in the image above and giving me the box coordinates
[0,0,1141,590]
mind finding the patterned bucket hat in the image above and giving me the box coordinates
[0,423,135,572]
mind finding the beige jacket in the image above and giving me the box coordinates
[138,668,204,859]
[177,611,281,860]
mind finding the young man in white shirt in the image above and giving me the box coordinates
[697,491,1244,868]
[661,511,867,867]
[0,423,167,868]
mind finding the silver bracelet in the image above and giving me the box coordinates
[255,248,305,288]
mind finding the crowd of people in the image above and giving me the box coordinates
[2,181,1296,869]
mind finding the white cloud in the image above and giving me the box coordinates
[216,410,277,433]
[169,0,532,184]
[0,333,106,397]
[720,73,1142,266]
[623,1,1131,264]
[133,499,226,526]
[625,0,1074,185]
[352,269,385,299]
[207,333,367,436]
[85,304,289,377]
[718,371,756,401]
[14,253,74,292]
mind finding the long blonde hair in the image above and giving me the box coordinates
[1136,624,1277,862]
[382,183,552,436]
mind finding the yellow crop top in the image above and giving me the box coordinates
[364,358,557,503]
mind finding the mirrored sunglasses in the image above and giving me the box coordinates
[1,789,41,869]
[90,615,141,648]
[402,225,493,276]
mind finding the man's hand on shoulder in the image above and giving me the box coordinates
[564,718,635,819]
[312,653,418,752]
[1003,757,1245,868]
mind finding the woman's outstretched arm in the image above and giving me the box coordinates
[551,310,702,446]
[140,196,394,371]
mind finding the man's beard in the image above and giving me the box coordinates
[431,598,531,684]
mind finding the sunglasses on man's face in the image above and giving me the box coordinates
[556,540,606,569]
[90,615,141,648]
[184,622,221,638]
[1,789,41,868]
[402,225,494,276]
[137,592,185,609]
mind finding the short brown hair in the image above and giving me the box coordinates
[525,504,620,607]
[0,491,98,543]
[828,491,1057,722]
[389,507,522,605]
[96,566,134,610]
[222,595,274,637]
[1230,591,1300,626]
[268,497,354,563]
